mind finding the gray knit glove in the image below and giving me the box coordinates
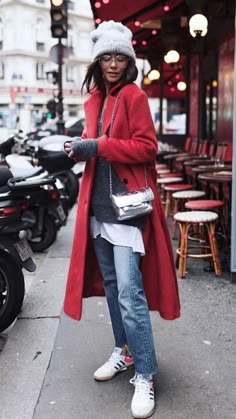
[70,138,98,160]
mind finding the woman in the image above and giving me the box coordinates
[64,20,180,419]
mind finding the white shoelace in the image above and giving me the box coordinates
[106,350,124,368]
[130,374,154,399]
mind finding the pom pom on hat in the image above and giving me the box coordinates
[91,20,136,61]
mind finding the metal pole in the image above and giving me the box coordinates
[57,38,65,134]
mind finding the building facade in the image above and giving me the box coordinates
[0,0,94,135]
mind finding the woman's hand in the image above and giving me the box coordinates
[64,138,98,160]
[64,140,75,158]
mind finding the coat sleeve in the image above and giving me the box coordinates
[97,88,158,164]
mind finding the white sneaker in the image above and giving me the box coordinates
[130,374,155,419]
[94,347,134,381]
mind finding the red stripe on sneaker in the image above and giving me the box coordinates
[124,356,133,363]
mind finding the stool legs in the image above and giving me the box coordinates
[176,221,190,277]
[164,190,172,217]
[172,198,186,239]
[176,220,222,278]
[206,222,222,276]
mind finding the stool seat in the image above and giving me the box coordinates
[185,200,224,210]
[158,169,171,174]
[174,210,218,223]
[164,183,193,192]
[172,190,206,199]
[157,177,183,184]
[156,164,168,169]
[185,200,228,248]
[159,172,182,178]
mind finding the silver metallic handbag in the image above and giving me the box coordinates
[109,164,154,221]
[108,91,154,221]
[110,185,154,221]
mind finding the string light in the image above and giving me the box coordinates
[164,50,180,64]
[94,1,102,8]
[177,81,187,91]
[143,76,152,85]
[148,69,160,81]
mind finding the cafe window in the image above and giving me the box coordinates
[161,60,187,135]
[144,57,187,137]
[205,80,218,140]
[162,98,187,135]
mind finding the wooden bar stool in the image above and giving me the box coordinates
[171,190,206,238]
[156,176,184,201]
[173,211,222,278]
[185,199,228,247]
[163,183,193,217]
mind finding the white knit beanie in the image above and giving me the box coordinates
[91,20,136,61]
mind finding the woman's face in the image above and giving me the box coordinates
[99,53,129,86]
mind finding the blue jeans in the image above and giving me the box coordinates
[93,235,158,376]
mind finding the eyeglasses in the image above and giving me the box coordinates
[99,54,129,66]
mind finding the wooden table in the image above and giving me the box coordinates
[198,170,232,201]
[192,165,232,188]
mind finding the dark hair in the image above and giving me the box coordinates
[81,58,138,95]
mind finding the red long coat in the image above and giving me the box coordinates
[63,83,180,321]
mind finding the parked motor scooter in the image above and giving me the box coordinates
[0,131,81,209]
[0,168,36,333]
[7,172,67,253]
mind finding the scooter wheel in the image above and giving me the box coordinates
[0,251,25,333]
[28,215,57,252]
[58,170,79,209]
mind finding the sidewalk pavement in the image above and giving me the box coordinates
[0,206,236,419]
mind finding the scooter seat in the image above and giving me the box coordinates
[39,135,71,149]
[10,166,44,178]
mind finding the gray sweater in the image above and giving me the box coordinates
[90,108,146,229]
[90,157,146,229]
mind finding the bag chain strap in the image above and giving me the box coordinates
[108,91,148,196]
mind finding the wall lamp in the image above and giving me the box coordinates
[189,13,208,38]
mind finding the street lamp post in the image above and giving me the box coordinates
[57,38,64,134]
[49,0,68,134]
